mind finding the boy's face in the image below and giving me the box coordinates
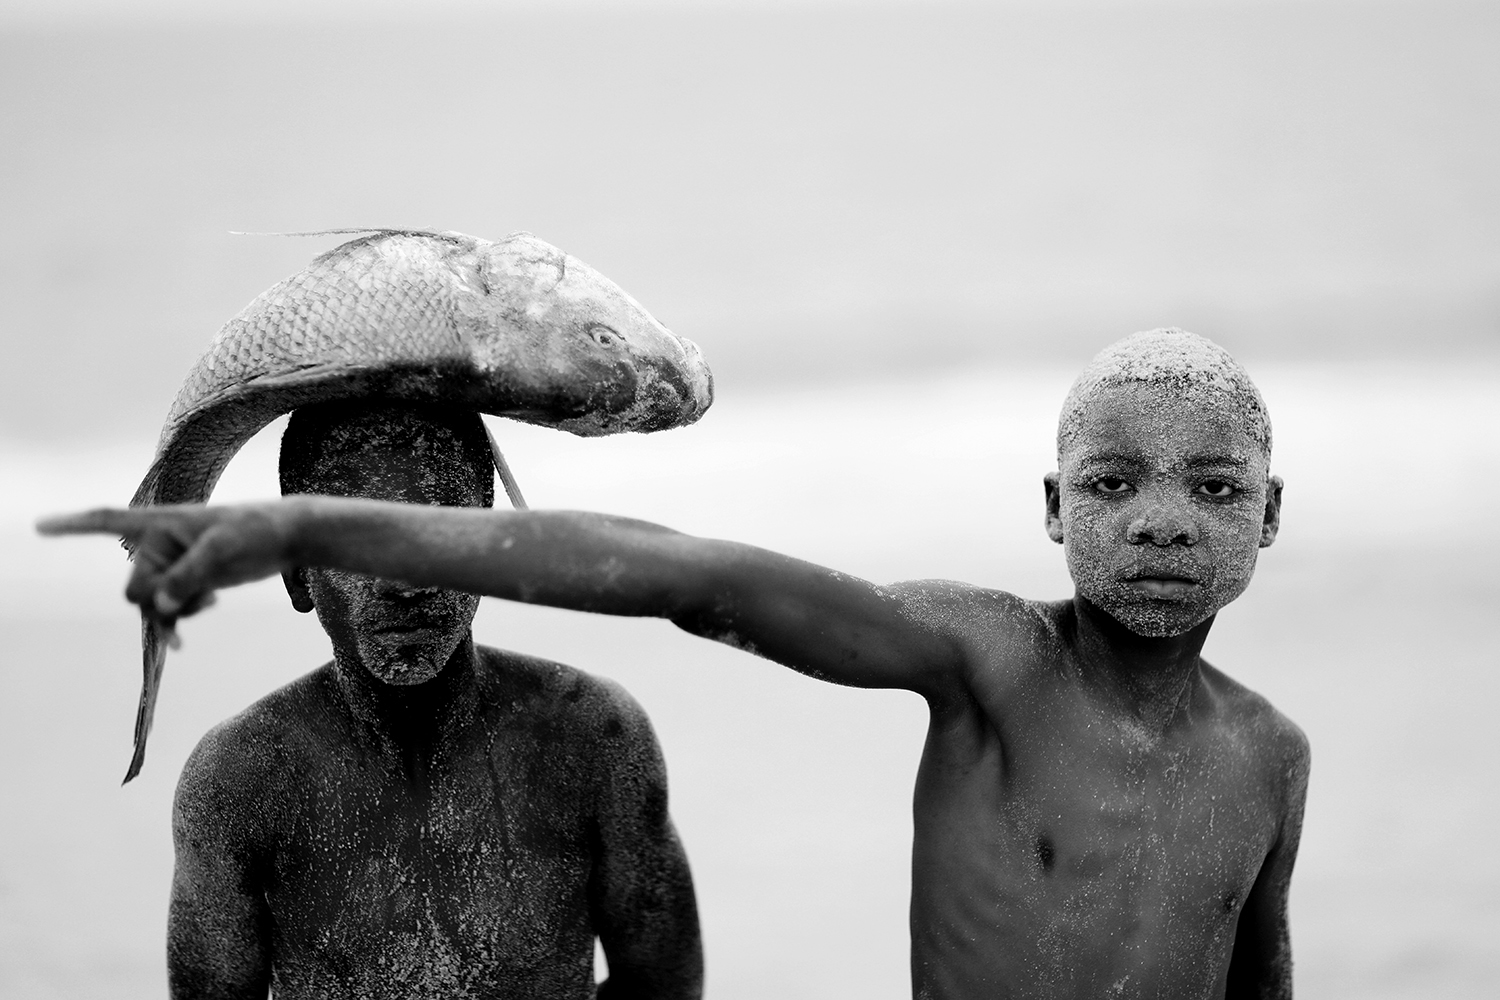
[293,446,484,686]
[1045,383,1282,637]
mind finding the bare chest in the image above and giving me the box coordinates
[264,733,598,995]
[909,685,1280,996]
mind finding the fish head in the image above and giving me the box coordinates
[456,232,713,435]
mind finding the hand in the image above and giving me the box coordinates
[36,503,296,619]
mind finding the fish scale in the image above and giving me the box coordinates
[120,228,713,782]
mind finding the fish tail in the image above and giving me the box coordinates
[124,613,169,784]
[129,465,160,510]
[121,469,160,554]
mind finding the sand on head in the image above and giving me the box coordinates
[279,399,497,508]
[1056,327,1272,464]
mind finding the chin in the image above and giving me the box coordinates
[368,661,444,686]
[1096,598,1215,638]
[358,637,458,686]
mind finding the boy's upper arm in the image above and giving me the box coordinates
[168,720,277,999]
[587,684,702,999]
[668,544,981,699]
[1225,716,1311,1000]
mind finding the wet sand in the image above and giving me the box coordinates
[2,363,1497,997]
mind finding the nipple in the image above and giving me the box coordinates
[1035,835,1056,874]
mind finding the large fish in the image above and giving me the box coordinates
[122,228,713,782]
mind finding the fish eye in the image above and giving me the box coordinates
[588,324,620,348]
[1092,477,1132,495]
[1196,480,1237,498]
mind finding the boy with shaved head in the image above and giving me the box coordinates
[48,328,1309,999]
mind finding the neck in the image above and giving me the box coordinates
[1069,597,1213,733]
[333,634,480,752]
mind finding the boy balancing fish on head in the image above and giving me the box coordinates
[44,328,1310,999]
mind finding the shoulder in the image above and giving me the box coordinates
[474,646,661,753]
[886,579,1061,644]
[475,647,669,821]
[1198,663,1311,796]
[885,581,1069,703]
[175,665,339,827]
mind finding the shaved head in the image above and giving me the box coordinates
[280,399,495,508]
[1057,328,1271,463]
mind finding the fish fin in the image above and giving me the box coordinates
[124,612,170,784]
[484,424,528,510]
[228,227,450,239]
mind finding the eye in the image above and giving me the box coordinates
[1196,480,1237,499]
[1092,477,1132,495]
[588,324,620,348]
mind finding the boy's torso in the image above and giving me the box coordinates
[240,647,612,999]
[905,589,1295,1000]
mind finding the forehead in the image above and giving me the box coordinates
[1060,383,1265,470]
[310,443,486,507]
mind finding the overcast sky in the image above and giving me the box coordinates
[2,0,1494,440]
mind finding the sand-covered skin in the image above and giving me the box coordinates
[279,402,493,685]
[162,402,702,998]
[171,645,694,1000]
[1048,329,1279,638]
[1051,384,1277,638]
[1058,329,1272,462]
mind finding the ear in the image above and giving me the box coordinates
[1259,475,1283,548]
[282,568,316,613]
[1044,473,1064,544]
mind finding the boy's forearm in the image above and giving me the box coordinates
[282,497,712,620]
[277,496,958,690]
[42,496,960,691]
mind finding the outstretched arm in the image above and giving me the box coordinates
[1224,730,1311,1000]
[41,499,965,695]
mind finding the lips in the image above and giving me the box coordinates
[1120,570,1202,598]
[1126,578,1198,598]
[370,612,447,637]
[373,617,444,634]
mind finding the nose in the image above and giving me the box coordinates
[374,578,440,599]
[1126,506,1199,547]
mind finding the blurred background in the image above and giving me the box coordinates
[1,0,1496,996]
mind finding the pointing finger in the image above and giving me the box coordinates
[36,508,149,538]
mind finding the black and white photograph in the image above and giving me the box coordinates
[2,0,1496,997]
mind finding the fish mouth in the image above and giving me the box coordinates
[1121,572,1201,598]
